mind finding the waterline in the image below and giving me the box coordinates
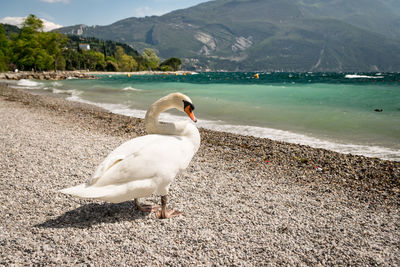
[67,93,400,161]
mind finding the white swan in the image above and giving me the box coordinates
[60,93,201,219]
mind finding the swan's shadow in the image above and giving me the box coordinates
[35,201,150,229]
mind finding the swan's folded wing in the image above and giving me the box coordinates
[88,134,195,187]
[88,135,160,185]
[88,154,126,185]
[88,151,162,187]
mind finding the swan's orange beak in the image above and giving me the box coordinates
[185,105,197,123]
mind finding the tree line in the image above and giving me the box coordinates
[0,14,182,72]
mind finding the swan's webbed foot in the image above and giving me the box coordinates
[156,209,182,219]
[134,198,159,212]
[156,195,182,219]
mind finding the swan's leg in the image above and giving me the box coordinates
[134,198,159,212]
[156,195,182,219]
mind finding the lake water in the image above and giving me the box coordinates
[9,72,400,161]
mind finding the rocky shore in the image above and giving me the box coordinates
[0,70,196,81]
[0,71,97,80]
[0,82,399,265]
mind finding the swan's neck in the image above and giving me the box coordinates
[145,96,201,152]
[145,98,181,135]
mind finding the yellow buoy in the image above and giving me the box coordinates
[254,73,259,79]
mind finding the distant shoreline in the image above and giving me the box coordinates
[86,70,197,76]
[0,70,197,80]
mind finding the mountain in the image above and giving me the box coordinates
[56,0,400,72]
[1,23,20,38]
[297,0,400,40]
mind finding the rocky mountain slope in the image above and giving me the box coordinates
[56,0,400,72]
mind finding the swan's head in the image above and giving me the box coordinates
[168,93,197,123]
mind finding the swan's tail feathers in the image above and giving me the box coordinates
[59,184,111,199]
[60,180,156,203]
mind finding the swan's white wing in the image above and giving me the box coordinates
[89,134,196,187]
[89,135,161,184]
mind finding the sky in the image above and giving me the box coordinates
[0,0,210,31]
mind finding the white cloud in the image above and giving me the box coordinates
[0,16,63,32]
[42,20,63,31]
[134,6,167,17]
[0,16,25,27]
[134,6,151,17]
[40,0,70,3]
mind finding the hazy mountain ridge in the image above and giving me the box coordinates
[56,0,400,71]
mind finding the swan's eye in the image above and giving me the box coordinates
[183,100,195,111]
[183,100,197,122]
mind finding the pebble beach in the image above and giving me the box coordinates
[0,81,399,265]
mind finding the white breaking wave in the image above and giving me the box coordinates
[66,95,192,123]
[15,79,44,88]
[345,74,384,79]
[52,81,62,87]
[53,89,82,96]
[122,86,142,91]
[66,95,400,161]
[67,95,148,118]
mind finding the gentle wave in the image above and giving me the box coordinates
[66,95,399,161]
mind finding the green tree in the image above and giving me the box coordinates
[159,57,182,71]
[105,60,118,71]
[114,46,125,62]
[41,31,67,70]
[105,56,117,63]
[120,54,137,71]
[63,49,82,70]
[0,24,10,71]
[115,46,137,71]
[83,50,105,70]
[22,14,43,32]
[11,14,66,71]
[142,48,159,70]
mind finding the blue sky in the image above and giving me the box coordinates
[1,0,210,31]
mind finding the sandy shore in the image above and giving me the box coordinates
[0,82,399,265]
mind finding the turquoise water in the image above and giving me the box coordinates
[10,72,400,161]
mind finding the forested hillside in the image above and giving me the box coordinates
[0,15,181,72]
